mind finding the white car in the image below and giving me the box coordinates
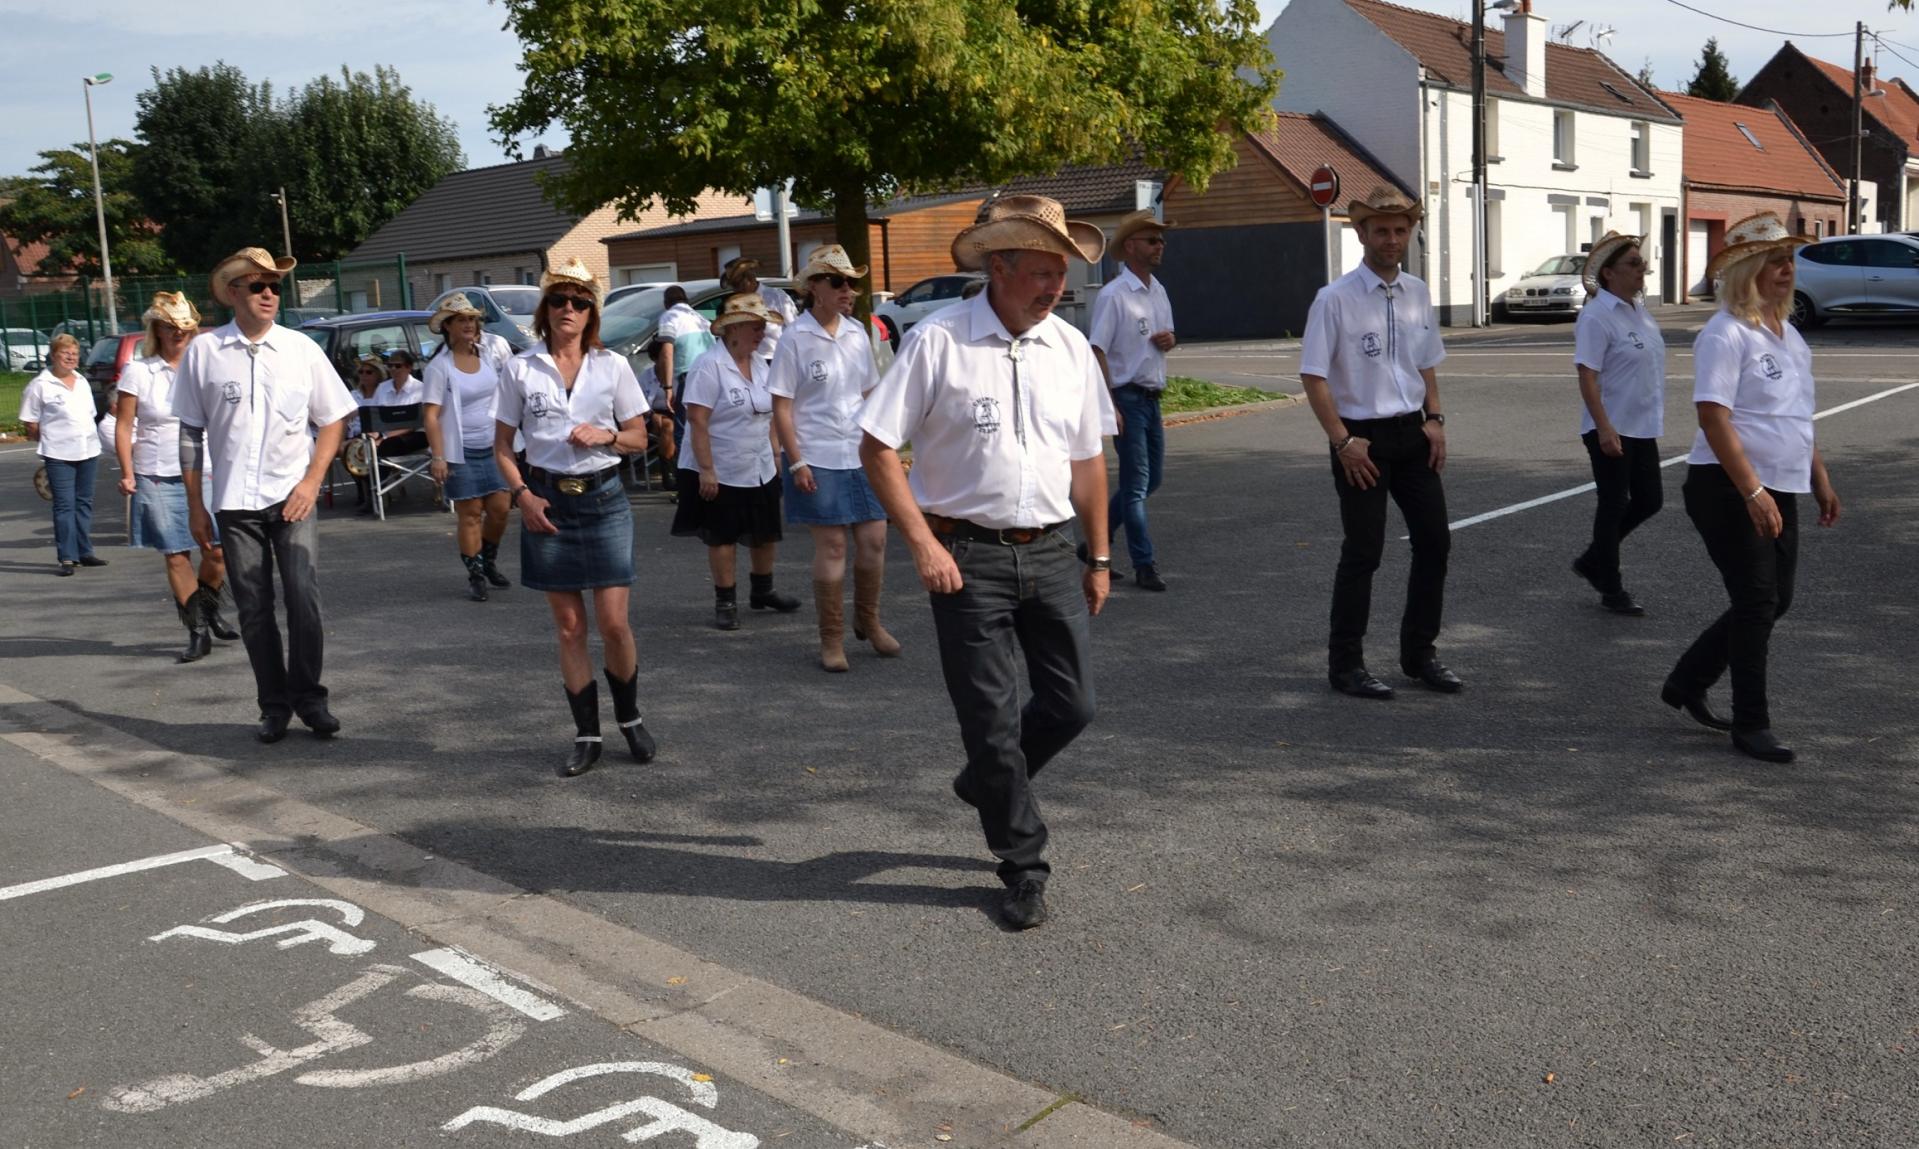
[1499,254,1588,319]
[2,328,49,370]
[873,273,983,348]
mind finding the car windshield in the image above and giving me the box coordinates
[489,286,540,321]
[85,338,120,366]
[599,288,668,350]
[1531,256,1587,277]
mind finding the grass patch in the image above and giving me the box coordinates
[1160,375,1282,414]
[0,371,29,434]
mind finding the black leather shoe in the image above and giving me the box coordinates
[714,601,741,631]
[1329,668,1394,700]
[78,554,108,567]
[1731,727,1794,763]
[257,713,291,743]
[57,562,76,577]
[1133,565,1167,592]
[1571,554,1603,593]
[1404,659,1464,693]
[1601,591,1646,616]
[1001,879,1049,930]
[1660,681,1732,731]
[953,770,982,809]
[299,706,341,738]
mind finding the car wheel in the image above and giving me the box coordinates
[1789,292,1821,328]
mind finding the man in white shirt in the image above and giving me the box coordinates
[1298,189,1460,701]
[1089,211,1176,592]
[861,195,1112,931]
[177,247,359,743]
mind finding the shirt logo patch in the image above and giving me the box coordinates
[1360,333,1383,358]
[808,360,828,384]
[221,382,242,405]
[1136,317,1151,337]
[727,386,747,408]
[1759,353,1783,380]
[1626,330,1645,350]
[972,397,1001,436]
[527,391,555,418]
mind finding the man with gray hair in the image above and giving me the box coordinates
[860,195,1113,930]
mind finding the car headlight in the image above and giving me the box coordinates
[1552,286,1574,295]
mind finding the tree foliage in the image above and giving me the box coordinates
[0,141,172,278]
[491,0,1279,301]
[132,63,277,272]
[1687,38,1740,102]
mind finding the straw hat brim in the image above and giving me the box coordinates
[1705,234,1812,282]
[1581,233,1643,296]
[952,216,1105,271]
[1113,215,1173,248]
[1348,198,1424,225]
[799,259,870,282]
[428,303,485,334]
[211,252,298,305]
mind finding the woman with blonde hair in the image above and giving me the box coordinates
[17,332,104,575]
[1663,213,1840,764]
[114,293,239,660]
[423,293,514,601]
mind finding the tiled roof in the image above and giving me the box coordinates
[1342,0,1680,122]
[997,156,1165,215]
[1797,48,1919,144]
[1660,92,1845,201]
[1249,112,1412,200]
[604,191,988,242]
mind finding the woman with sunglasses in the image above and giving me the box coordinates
[114,292,240,660]
[345,356,388,512]
[672,292,802,630]
[18,332,105,576]
[769,245,899,671]
[494,259,659,777]
[424,293,515,601]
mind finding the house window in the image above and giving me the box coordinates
[1486,200,1503,275]
[1485,98,1502,161]
[1553,204,1577,251]
[715,244,742,276]
[1553,111,1577,167]
[513,266,528,284]
[434,273,450,293]
[1630,121,1650,173]
[1734,122,1766,151]
[1632,202,1652,243]
[1590,216,1606,247]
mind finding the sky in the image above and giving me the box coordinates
[1,0,1914,180]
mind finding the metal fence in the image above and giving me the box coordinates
[0,257,413,369]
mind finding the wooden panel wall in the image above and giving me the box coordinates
[1165,136,1327,228]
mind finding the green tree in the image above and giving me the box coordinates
[132,63,279,272]
[0,141,172,279]
[491,0,1279,309]
[1686,38,1740,101]
[1635,59,1657,90]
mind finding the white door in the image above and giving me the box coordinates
[1687,221,1710,297]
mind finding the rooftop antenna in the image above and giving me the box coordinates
[1552,19,1584,42]
[1592,24,1615,47]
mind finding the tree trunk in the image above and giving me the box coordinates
[832,179,873,321]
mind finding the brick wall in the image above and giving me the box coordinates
[403,253,547,309]
[1739,53,1904,230]
[1685,187,1845,298]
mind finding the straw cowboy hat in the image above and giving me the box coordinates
[539,257,602,302]
[428,291,485,334]
[711,291,788,333]
[139,291,202,356]
[210,247,297,306]
[1346,187,1424,226]
[952,194,1105,271]
[1112,210,1172,249]
[720,256,763,290]
[797,244,868,282]
[1582,232,1643,296]
[1705,211,1812,281]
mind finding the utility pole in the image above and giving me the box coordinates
[1850,21,1865,234]
[82,73,117,333]
[271,187,293,258]
[1471,0,1488,326]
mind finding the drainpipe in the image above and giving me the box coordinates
[1417,73,1432,284]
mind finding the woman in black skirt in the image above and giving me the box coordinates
[672,292,803,630]
[494,258,660,777]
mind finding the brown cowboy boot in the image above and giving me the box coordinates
[814,578,849,672]
[852,564,901,657]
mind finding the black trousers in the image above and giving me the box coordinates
[1668,465,1799,731]
[217,506,328,719]
[1579,431,1664,595]
[1328,414,1450,674]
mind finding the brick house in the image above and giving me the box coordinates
[1661,92,1847,298]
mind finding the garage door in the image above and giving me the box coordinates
[1687,221,1710,297]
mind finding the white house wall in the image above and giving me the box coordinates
[1265,0,1425,198]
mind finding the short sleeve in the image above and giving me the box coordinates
[1415,288,1446,370]
[173,349,207,429]
[607,354,647,422]
[422,358,453,407]
[1692,326,1740,408]
[1073,349,1110,459]
[681,356,721,411]
[18,379,42,424]
[765,331,800,398]
[1572,309,1608,373]
[305,345,358,428]
[494,357,528,427]
[1298,290,1335,378]
[1088,287,1120,352]
[858,327,936,450]
[116,361,144,399]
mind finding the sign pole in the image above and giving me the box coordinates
[1308,164,1342,286]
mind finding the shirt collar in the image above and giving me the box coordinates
[965,288,1058,348]
[1355,263,1401,295]
[791,309,854,343]
[214,320,282,350]
[1595,290,1636,314]
[1115,265,1149,293]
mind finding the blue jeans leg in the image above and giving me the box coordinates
[1106,387,1160,569]
[44,456,97,563]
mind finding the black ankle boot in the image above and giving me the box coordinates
[749,572,801,612]
[561,681,602,777]
[714,585,740,631]
[176,598,212,663]
[198,581,240,640]
[479,539,511,588]
[462,554,489,602]
[603,667,657,763]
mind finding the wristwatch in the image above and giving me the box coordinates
[1087,554,1112,572]
[1424,412,1446,426]
[508,484,529,507]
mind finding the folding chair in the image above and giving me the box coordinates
[363,403,435,521]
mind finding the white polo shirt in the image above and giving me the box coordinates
[1088,266,1174,390]
[117,356,186,476]
[681,344,777,487]
[422,353,503,463]
[495,342,647,475]
[860,290,1109,530]
[1573,291,1666,440]
[1299,264,1445,420]
[371,376,424,406]
[173,321,357,513]
[18,369,101,462]
[1687,309,1816,494]
[767,309,878,470]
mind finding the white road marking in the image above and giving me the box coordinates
[413,946,567,1021]
[0,843,283,902]
[152,898,375,956]
[444,1061,754,1147]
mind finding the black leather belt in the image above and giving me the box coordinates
[527,464,619,496]
[1345,411,1426,428]
[924,514,1067,545]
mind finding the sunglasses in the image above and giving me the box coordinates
[246,279,282,296]
[814,275,857,290]
[544,293,594,313]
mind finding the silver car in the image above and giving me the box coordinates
[1790,234,1919,327]
[1498,254,1588,320]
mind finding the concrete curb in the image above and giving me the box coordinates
[1164,396,1301,427]
[0,682,1198,1149]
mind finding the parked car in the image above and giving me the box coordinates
[599,277,895,380]
[424,286,537,352]
[83,333,147,411]
[1498,254,1588,319]
[873,273,984,348]
[2,328,48,371]
[1789,233,1919,327]
[605,282,670,306]
[299,311,440,383]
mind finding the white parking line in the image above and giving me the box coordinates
[412,946,567,1021]
[0,843,285,902]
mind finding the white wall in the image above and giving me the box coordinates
[1266,0,1424,184]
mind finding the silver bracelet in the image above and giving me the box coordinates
[1744,485,1764,502]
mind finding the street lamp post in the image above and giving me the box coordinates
[82,72,116,333]
[1471,0,1518,327]
[270,187,293,258]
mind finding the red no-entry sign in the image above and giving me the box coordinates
[1309,165,1340,208]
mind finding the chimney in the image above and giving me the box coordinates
[533,143,550,160]
[1862,59,1877,94]
[1503,0,1548,99]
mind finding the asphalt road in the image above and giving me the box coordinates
[1,313,1915,1148]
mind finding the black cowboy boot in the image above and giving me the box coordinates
[748,571,801,612]
[603,667,657,763]
[561,681,602,777]
[176,598,212,663]
[714,585,740,631]
[479,539,511,588]
[461,554,489,602]
[198,580,240,640]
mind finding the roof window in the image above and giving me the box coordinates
[1734,122,1766,150]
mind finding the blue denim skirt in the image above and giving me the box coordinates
[131,473,215,553]
[782,463,886,526]
[444,449,508,502]
[519,473,635,592]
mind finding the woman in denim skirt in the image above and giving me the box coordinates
[424,293,515,601]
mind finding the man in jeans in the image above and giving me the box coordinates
[178,247,357,742]
[1090,211,1176,591]
[1299,189,1461,701]
[861,195,1112,930]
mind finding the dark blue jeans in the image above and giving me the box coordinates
[1107,385,1164,569]
[929,529,1096,887]
[217,506,328,720]
[44,455,98,564]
